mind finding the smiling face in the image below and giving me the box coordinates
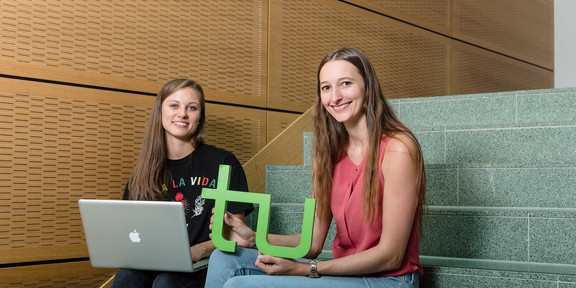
[319,60,366,125]
[161,86,202,144]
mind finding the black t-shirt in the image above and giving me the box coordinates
[123,144,254,246]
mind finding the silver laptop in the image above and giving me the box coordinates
[78,199,209,272]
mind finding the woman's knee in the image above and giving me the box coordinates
[209,248,236,269]
[151,273,176,288]
[209,247,254,269]
[152,271,206,288]
[209,248,228,262]
[111,269,155,288]
[223,276,252,288]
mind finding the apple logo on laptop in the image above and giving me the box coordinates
[129,229,141,243]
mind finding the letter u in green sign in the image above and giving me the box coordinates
[202,165,315,259]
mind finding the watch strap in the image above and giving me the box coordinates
[308,260,320,278]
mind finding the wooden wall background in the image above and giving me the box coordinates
[0,0,553,286]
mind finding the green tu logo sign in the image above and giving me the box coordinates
[202,165,315,259]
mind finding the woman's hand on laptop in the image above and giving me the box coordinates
[190,241,215,262]
[210,209,256,248]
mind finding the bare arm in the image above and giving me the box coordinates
[189,240,216,262]
[193,212,246,261]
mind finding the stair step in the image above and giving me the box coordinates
[426,166,576,208]
[421,206,576,267]
[421,265,576,287]
[393,87,576,132]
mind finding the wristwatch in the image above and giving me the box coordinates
[308,260,320,278]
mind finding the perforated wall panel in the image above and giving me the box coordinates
[0,0,266,105]
[0,262,115,288]
[452,41,553,95]
[267,111,300,143]
[268,0,450,112]
[453,0,553,69]
[347,0,451,34]
[204,104,266,164]
[0,80,151,261]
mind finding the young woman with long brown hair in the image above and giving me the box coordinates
[205,47,425,288]
[111,79,253,288]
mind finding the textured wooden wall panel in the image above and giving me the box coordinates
[244,109,314,195]
[346,0,452,34]
[453,0,553,69]
[268,0,450,112]
[0,261,116,288]
[452,41,553,95]
[0,78,152,264]
[267,111,300,143]
[204,104,267,164]
[0,0,267,106]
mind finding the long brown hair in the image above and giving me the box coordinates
[128,79,206,200]
[312,47,426,226]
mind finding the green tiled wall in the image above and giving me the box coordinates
[262,87,576,287]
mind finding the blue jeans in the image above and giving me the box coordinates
[205,247,419,288]
[111,268,207,288]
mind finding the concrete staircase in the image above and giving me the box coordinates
[247,87,576,287]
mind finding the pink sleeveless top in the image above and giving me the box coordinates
[330,137,422,277]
